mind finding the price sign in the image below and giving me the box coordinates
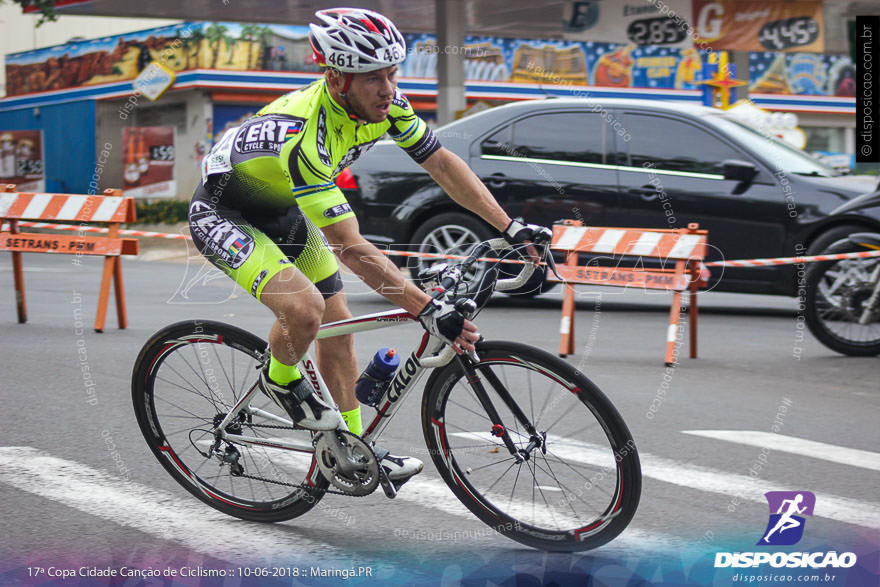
[758,18,820,51]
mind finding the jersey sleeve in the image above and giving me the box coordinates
[282,106,356,228]
[386,89,441,164]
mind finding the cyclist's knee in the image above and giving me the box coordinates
[274,294,324,336]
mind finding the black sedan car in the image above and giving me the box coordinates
[341,98,880,296]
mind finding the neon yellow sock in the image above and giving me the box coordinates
[268,354,301,385]
[341,406,363,436]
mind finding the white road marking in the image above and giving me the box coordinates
[451,432,880,530]
[0,446,350,565]
[682,430,880,473]
[0,445,672,551]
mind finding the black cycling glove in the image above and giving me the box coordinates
[503,218,553,245]
[418,299,465,344]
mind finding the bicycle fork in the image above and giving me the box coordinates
[456,355,545,463]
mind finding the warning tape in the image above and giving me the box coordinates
[5,221,879,266]
[1,221,190,240]
[704,250,880,267]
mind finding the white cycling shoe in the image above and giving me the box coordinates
[372,445,424,483]
[258,368,339,431]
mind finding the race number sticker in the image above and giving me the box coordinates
[202,127,238,182]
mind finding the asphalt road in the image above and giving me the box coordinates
[0,250,877,586]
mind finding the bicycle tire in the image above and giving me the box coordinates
[421,340,641,551]
[132,319,328,522]
[804,242,880,356]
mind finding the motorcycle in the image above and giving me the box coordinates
[804,232,880,356]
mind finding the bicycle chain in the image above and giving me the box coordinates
[232,471,372,497]
[229,424,377,497]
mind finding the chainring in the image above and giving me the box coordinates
[314,430,379,496]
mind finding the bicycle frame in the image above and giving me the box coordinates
[213,308,455,454]
[214,237,537,458]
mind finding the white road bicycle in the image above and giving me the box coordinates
[132,239,641,551]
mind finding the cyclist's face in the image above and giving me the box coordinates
[346,66,398,123]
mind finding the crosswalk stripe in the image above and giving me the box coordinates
[0,446,353,565]
[682,430,880,473]
[0,445,675,552]
[451,432,880,530]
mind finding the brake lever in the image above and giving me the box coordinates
[544,246,563,282]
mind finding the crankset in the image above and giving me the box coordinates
[314,430,379,496]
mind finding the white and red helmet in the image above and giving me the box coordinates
[309,7,406,73]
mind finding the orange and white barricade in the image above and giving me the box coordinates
[550,221,709,366]
[0,185,138,331]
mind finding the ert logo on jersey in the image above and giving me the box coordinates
[235,118,304,154]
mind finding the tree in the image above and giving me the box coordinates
[204,22,228,70]
[255,25,272,70]
[239,23,260,69]
[3,0,59,25]
[186,25,205,68]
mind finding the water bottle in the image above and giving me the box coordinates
[355,348,400,407]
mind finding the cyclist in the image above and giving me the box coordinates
[189,7,550,486]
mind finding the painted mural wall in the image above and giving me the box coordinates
[4,18,854,98]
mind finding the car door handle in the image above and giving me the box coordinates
[486,173,507,189]
[628,185,659,201]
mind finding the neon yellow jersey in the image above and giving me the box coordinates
[257,80,440,227]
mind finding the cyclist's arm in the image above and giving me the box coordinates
[322,216,427,314]
[320,216,478,350]
[419,146,512,232]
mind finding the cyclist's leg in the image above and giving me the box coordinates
[189,184,325,367]
[259,266,326,367]
[317,291,359,412]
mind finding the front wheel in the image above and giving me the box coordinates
[804,241,880,356]
[131,320,328,522]
[421,341,641,551]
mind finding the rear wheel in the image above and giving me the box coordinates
[132,320,328,522]
[421,341,641,551]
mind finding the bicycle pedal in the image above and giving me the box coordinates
[377,466,397,499]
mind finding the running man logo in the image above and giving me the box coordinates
[759,491,816,546]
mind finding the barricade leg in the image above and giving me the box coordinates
[113,256,128,329]
[558,251,577,357]
[94,255,115,333]
[665,290,683,366]
[11,250,27,323]
[689,283,698,359]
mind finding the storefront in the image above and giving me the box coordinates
[0,20,857,197]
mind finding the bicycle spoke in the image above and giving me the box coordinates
[212,342,237,401]
[154,393,212,423]
[482,460,520,497]
[160,358,227,410]
[154,370,221,408]
[508,460,523,511]
[461,456,518,474]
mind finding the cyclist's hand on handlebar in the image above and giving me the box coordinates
[418,299,480,354]
[503,218,552,263]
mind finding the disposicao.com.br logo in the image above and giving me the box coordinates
[714,491,858,569]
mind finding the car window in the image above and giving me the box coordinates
[707,114,839,177]
[623,113,743,175]
[481,112,607,164]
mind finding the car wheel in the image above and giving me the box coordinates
[408,213,494,289]
[408,213,557,299]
